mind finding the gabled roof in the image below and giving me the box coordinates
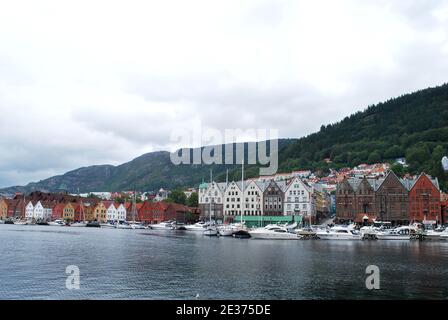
[286,176,312,193]
[376,170,406,191]
[406,173,440,191]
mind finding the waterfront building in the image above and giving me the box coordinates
[199,181,225,220]
[6,198,25,218]
[263,180,286,216]
[336,171,442,225]
[283,177,315,216]
[336,178,357,222]
[26,201,53,221]
[52,203,66,220]
[242,180,265,216]
[354,176,377,224]
[93,202,107,223]
[223,181,243,217]
[375,172,409,224]
[104,201,117,223]
[407,173,441,224]
[0,198,8,220]
[115,203,127,222]
[62,203,75,222]
[442,200,448,225]
[138,201,169,224]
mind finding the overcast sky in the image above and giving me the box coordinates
[0,0,447,187]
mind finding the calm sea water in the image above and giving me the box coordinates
[0,224,447,300]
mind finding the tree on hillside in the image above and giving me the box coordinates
[384,145,404,159]
[167,188,187,205]
[367,151,381,164]
[186,192,199,207]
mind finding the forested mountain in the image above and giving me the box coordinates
[276,83,448,190]
[0,140,294,195]
[1,83,447,196]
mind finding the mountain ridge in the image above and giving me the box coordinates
[1,83,448,195]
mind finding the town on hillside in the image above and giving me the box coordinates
[1,161,447,228]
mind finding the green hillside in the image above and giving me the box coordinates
[277,83,448,190]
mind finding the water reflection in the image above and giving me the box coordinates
[0,225,448,299]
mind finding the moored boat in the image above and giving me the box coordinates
[376,226,415,240]
[86,221,101,228]
[70,221,87,227]
[185,222,207,232]
[249,225,299,240]
[100,223,116,229]
[316,225,362,240]
[151,221,175,230]
[217,225,234,237]
[130,223,146,230]
[203,227,219,237]
[48,220,65,226]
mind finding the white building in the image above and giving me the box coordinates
[25,201,34,220]
[283,177,316,216]
[25,201,52,221]
[223,181,243,216]
[106,202,118,222]
[154,188,170,202]
[116,203,127,222]
[242,180,265,216]
[198,181,225,219]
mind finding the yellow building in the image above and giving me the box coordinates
[62,203,75,222]
[0,198,8,220]
[93,202,107,223]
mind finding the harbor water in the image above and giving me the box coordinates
[0,224,447,300]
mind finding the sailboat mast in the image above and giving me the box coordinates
[209,170,213,225]
[241,159,244,224]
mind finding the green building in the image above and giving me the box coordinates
[231,215,302,228]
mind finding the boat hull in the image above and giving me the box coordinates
[218,229,234,237]
[376,235,410,240]
[203,229,219,237]
[249,231,299,240]
[317,233,362,240]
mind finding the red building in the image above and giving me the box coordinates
[138,201,169,224]
[408,173,441,223]
[52,203,66,220]
[165,204,200,224]
[441,200,448,225]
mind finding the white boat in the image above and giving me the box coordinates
[48,220,65,226]
[316,225,362,240]
[376,226,414,240]
[70,221,87,227]
[217,225,234,237]
[423,227,448,240]
[130,223,146,230]
[0,220,4,224]
[116,223,133,229]
[439,230,448,240]
[151,221,175,230]
[203,227,219,237]
[249,225,299,240]
[14,221,29,225]
[295,226,317,237]
[185,222,207,231]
